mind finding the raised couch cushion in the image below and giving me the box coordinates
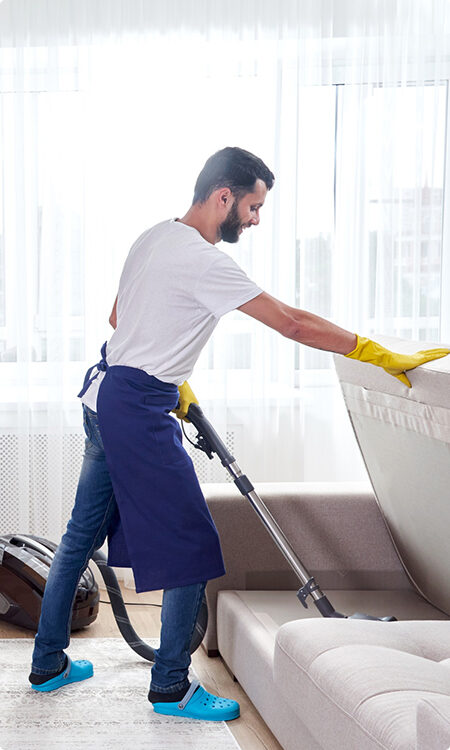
[274,618,450,750]
[334,338,450,616]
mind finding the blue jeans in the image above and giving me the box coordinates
[31,404,206,694]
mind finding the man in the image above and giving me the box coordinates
[29,147,449,722]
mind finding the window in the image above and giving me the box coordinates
[296,81,447,375]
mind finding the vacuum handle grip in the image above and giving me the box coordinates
[186,403,235,466]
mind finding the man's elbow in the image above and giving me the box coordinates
[279,314,301,341]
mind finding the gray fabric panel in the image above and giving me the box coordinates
[416,697,450,750]
[203,481,411,651]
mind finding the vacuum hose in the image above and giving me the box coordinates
[91,549,208,662]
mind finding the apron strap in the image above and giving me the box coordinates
[77,341,108,399]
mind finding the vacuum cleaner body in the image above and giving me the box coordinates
[0,534,99,631]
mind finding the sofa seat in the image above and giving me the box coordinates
[276,618,450,750]
[217,590,450,750]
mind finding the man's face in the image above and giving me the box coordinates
[219,179,267,243]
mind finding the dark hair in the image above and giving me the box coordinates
[192,146,275,204]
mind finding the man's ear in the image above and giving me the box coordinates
[217,187,233,209]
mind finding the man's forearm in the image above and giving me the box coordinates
[238,293,357,355]
[286,309,357,355]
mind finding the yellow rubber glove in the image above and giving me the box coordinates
[345,336,450,388]
[172,380,199,421]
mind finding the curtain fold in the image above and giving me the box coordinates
[0,1,449,559]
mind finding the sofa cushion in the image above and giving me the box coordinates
[274,619,450,749]
[416,696,450,750]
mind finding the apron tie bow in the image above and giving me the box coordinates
[77,341,108,399]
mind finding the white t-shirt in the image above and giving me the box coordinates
[81,219,263,410]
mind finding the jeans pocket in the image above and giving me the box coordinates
[84,405,105,451]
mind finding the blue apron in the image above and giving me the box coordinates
[78,344,226,593]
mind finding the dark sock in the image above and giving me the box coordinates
[148,682,196,704]
[29,655,68,685]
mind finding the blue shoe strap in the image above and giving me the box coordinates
[178,680,201,710]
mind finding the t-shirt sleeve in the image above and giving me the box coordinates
[193,253,263,318]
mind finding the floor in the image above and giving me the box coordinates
[0,572,283,750]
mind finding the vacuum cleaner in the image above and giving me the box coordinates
[0,402,395,663]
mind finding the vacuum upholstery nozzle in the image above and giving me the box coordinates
[313,593,397,621]
[348,612,397,622]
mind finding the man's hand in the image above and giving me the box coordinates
[172,381,199,421]
[345,336,450,387]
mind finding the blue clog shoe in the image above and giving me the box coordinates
[31,656,93,692]
[152,679,240,721]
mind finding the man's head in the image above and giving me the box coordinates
[192,147,275,243]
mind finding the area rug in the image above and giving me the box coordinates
[0,638,241,749]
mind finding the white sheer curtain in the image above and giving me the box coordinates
[0,1,449,551]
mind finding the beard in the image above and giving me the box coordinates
[219,201,242,243]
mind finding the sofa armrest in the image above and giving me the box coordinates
[202,481,411,653]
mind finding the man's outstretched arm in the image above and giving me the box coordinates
[238,292,450,387]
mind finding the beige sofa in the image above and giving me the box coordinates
[201,337,450,750]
